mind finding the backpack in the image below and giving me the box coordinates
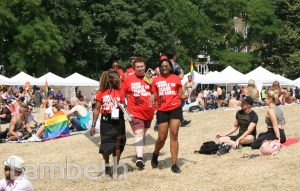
[188,105,205,112]
[194,141,220,155]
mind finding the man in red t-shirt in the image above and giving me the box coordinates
[122,57,154,169]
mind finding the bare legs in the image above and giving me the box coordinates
[153,119,180,165]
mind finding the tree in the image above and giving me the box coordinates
[0,0,65,77]
[268,0,300,79]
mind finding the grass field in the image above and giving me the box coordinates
[1,105,300,191]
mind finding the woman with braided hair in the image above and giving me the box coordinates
[90,69,126,177]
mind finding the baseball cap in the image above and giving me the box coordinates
[159,55,168,61]
[4,155,25,172]
[241,96,254,105]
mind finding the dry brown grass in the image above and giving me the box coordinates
[1,105,300,191]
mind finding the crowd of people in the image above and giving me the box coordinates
[88,51,296,176]
[0,85,92,143]
[188,78,299,111]
[0,49,299,188]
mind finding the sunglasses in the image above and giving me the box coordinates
[160,65,170,69]
[28,108,33,111]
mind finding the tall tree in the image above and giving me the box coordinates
[0,0,65,77]
[269,0,300,79]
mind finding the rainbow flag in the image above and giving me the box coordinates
[42,111,70,141]
[190,60,194,80]
[45,80,48,97]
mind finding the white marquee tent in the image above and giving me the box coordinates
[246,66,293,86]
[64,73,99,100]
[10,71,43,86]
[0,75,12,85]
[64,73,99,86]
[294,77,300,87]
[201,66,248,84]
[38,72,70,86]
[181,71,204,84]
[201,71,220,84]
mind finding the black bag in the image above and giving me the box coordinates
[188,105,205,112]
[194,141,220,155]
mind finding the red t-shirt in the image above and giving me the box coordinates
[117,68,125,82]
[95,89,125,114]
[122,75,154,120]
[126,67,134,76]
[151,74,182,111]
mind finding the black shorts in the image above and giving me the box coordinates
[156,107,183,124]
[229,133,256,146]
[229,135,240,141]
[251,128,286,149]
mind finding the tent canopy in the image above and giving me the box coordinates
[10,71,43,86]
[294,77,300,87]
[201,71,220,84]
[38,72,71,86]
[246,66,293,85]
[181,71,204,84]
[0,75,12,85]
[218,66,249,84]
[201,66,248,84]
[64,73,99,86]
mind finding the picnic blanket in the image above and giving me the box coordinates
[42,111,70,141]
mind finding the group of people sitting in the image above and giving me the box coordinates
[215,87,286,155]
[0,92,91,143]
[188,78,298,111]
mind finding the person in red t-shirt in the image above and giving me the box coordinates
[90,69,126,177]
[112,61,125,82]
[124,56,136,78]
[122,57,155,169]
[149,59,188,173]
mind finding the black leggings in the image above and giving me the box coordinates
[251,128,286,149]
[0,128,9,139]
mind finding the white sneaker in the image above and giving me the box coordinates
[28,135,41,142]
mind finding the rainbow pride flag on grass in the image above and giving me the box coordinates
[42,111,70,141]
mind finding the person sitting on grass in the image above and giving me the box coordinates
[27,104,42,131]
[4,105,32,142]
[67,97,90,131]
[44,96,59,120]
[251,88,286,149]
[28,104,70,141]
[0,100,12,124]
[216,96,258,155]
